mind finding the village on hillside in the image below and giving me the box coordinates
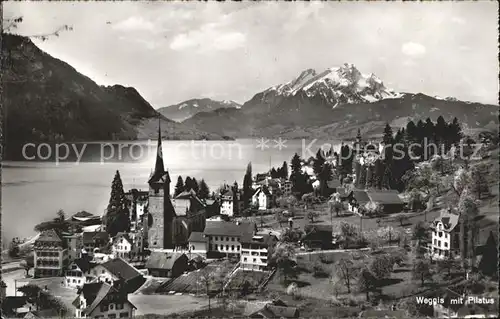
[2,118,499,318]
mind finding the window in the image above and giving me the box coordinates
[237,246,240,251]
[108,314,117,319]
[244,257,247,262]
[231,245,234,251]
[226,237,229,241]
[100,305,108,312]
[102,270,105,274]
[444,242,448,248]
[438,240,441,247]
[231,237,235,241]
[226,245,229,250]
[116,303,124,310]
[215,236,218,241]
[433,239,437,245]
[253,258,256,263]
[110,304,114,310]
[439,232,443,238]
[120,313,129,318]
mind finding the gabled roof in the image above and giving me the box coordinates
[36,229,62,243]
[73,211,94,218]
[351,190,370,204]
[433,210,460,232]
[73,257,94,273]
[366,190,403,205]
[204,221,256,237]
[304,224,332,234]
[175,189,198,199]
[188,231,206,243]
[83,231,109,244]
[145,252,187,270]
[240,234,277,247]
[98,257,142,282]
[253,187,271,197]
[113,232,133,246]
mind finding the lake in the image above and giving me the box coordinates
[1,138,340,241]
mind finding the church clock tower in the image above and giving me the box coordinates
[147,120,173,249]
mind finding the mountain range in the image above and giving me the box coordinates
[183,63,498,139]
[1,34,226,160]
[157,98,241,122]
[2,33,497,161]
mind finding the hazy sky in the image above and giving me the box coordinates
[4,1,498,107]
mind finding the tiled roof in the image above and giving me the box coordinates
[366,190,403,205]
[240,233,277,248]
[36,229,62,243]
[73,257,93,273]
[253,187,271,197]
[188,231,206,243]
[99,257,142,282]
[204,221,256,237]
[84,282,113,314]
[145,252,187,270]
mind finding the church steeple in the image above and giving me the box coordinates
[149,118,169,184]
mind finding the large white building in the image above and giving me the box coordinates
[429,210,461,260]
[240,234,278,271]
[220,190,236,217]
[112,233,133,259]
[252,187,272,211]
[203,220,256,257]
[34,229,69,278]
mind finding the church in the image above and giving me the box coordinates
[147,124,206,250]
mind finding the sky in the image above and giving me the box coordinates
[3,1,499,107]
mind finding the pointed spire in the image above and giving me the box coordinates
[149,117,166,184]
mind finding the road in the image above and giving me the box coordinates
[296,245,400,256]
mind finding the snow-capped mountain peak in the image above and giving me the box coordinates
[268,63,400,107]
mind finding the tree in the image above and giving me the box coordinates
[271,243,298,283]
[243,162,253,208]
[382,123,394,145]
[281,161,289,179]
[412,222,429,256]
[8,239,20,258]
[458,189,480,269]
[280,228,303,243]
[412,259,431,286]
[105,170,130,237]
[17,284,68,315]
[370,254,394,280]
[313,149,326,177]
[478,231,498,278]
[184,176,194,191]
[198,179,210,199]
[437,253,459,279]
[174,176,184,197]
[358,267,377,301]
[335,257,359,294]
[20,254,35,277]
[469,164,490,200]
[330,200,343,217]
[435,116,447,147]
[192,178,200,194]
[307,210,319,223]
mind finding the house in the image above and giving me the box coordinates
[429,209,461,260]
[301,225,332,250]
[248,300,299,318]
[203,220,257,257]
[33,229,69,278]
[365,190,405,214]
[72,281,136,318]
[145,252,189,278]
[90,257,145,293]
[346,190,371,214]
[65,257,96,289]
[62,233,83,262]
[170,189,207,248]
[112,233,133,259]
[220,189,238,217]
[188,231,207,253]
[252,187,272,211]
[240,233,278,271]
[82,232,110,257]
